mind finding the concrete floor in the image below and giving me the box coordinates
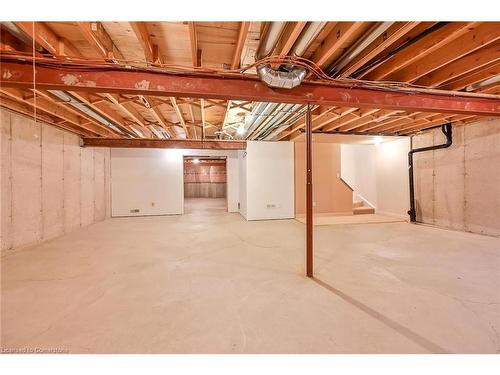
[1,198,499,353]
[296,213,404,225]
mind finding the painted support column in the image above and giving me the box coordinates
[306,104,313,277]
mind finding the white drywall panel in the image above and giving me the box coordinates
[238,150,247,219]
[375,138,410,219]
[245,141,294,220]
[340,144,377,207]
[111,148,184,217]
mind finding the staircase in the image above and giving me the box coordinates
[353,199,375,215]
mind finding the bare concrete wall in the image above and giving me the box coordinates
[1,108,111,252]
[413,118,500,236]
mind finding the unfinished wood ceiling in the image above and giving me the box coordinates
[0,21,499,141]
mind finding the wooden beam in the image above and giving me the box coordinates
[2,60,500,117]
[0,87,112,136]
[231,22,251,69]
[35,89,121,137]
[311,22,367,69]
[0,94,92,136]
[82,137,246,150]
[188,22,200,67]
[440,61,500,91]
[385,22,500,83]
[77,22,123,60]
[144,96,172,138]
[200,98,206,140]
[365,22,477,80]
[102,93,148,128]
[338,22,421,78]
[274,22,308,57]
[416,43,500,87]
[14,22,80,57]
[170,97,189,137]
[130,22,154,62]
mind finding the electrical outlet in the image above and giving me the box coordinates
[151,202,155,207]
[313,202,316,207]
[130,209,140,213]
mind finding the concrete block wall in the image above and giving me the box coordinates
[1,108,111,252]
[413,118,500,236]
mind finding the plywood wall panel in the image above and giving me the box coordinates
[41,125,64,240]
[80,147,95,226]
[463,119,500,236]
[63,132,81,233]
[295,142,353,215]
[11,114,42,248]
[1,110,13,251]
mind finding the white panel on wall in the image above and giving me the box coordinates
[111,148,184,217]
[238,150,247,219]
[1,110,13,251]
[42,125,64,240]
[226,156,239,213]
[110,148,240,217]
[245,141,294,221]
[11,114,42,248]
[63,132,82,233]
[340,144,377,207]
[375,138,410,219]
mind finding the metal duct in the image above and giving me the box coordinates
[256,22,325,89]
[49,90,127,135]
[257,65,307,89]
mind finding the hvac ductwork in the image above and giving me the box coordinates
[256,22,326,89]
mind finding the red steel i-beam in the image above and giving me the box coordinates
[306,105,313,278]
[1,60,500,116]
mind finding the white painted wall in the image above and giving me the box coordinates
[340,144,377,207]
[110,148,240,217]
[238,150,247,219]
[375,138,410,219]
[243,141,294,220]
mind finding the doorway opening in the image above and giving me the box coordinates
[183,156,228,214]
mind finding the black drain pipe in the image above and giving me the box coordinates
[408,123,453,222]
